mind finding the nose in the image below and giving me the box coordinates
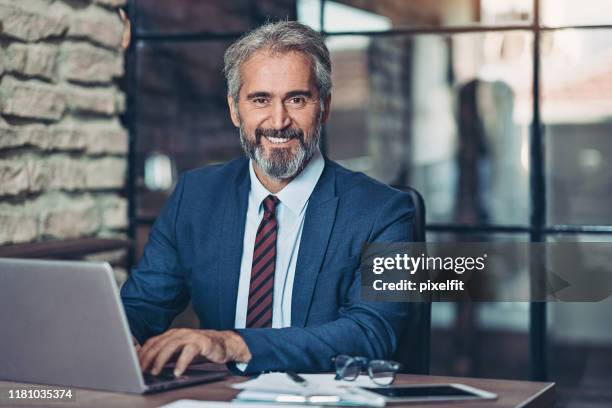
[269,100,291,130]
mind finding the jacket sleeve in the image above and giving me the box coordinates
[120,175,190,345]
[236,191,414,374]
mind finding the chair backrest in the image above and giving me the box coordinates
[390,185,431,374]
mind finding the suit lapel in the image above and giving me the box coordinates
[217,158,250,329]
[292,161,338,327]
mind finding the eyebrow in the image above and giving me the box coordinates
[285,90,313,99]
[245,90,313,99]
[246,91,271,99]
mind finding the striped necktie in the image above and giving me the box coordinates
[246,195,280,328]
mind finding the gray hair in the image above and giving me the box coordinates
[223,21,332,107]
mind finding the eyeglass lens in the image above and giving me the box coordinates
[368,359,396,385]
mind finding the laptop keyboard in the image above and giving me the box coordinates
[142,367,227,393]
[144,367,214,386]
[143,368,181,384]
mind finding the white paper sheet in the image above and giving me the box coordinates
[231,373,385,407]
[232,372,377,392]
[161,399,319,408]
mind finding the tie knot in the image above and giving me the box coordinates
[262,195,280,218]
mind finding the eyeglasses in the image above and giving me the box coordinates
[333,354,401,386]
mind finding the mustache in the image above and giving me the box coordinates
[255,127,304,144]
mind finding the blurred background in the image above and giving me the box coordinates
[1,0,611,406]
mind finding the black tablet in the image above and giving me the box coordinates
[360,383,498,403]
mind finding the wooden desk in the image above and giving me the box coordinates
[0,372,554,408]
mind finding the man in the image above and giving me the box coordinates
[121,21,414,377]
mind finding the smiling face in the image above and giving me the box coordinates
[228,49,330,181]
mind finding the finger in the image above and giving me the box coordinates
[141,329,175,353]
[174,343,200,377]
[207,343,228,364]
[139,329,181,367]
[151,340,184,375]
[139,335,163,360]
[198,336,227,364]
[140,334,177,373]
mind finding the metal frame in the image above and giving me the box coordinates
[125,0,612,382]
[134,24,612,42]
[125,0,139,269]
[529,0,547,381]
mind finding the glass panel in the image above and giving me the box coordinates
[322,0,532,33]
[135,0,297,33]
[432,302,530,379]
[429,232,530,379]
[298,0,322,30]
[542,30,612,225]
[546,234,612,406]
[541,0,612,26]
[134,41,241,220]
[325,32,532,225]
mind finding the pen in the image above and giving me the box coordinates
[286,371,309,387]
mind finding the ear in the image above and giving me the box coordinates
[321,95,332,124]
[227,95,241,127]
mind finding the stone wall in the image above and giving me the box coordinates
[0,0,128,277]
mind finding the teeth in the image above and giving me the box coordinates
[267,136,290,144]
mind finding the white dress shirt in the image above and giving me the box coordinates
[234,150,325,330]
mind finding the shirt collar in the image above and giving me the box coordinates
[248,149,325,216]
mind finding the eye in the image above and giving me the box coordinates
[288,96,306,105]
[252,97,269,106]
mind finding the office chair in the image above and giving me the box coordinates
[390,185,431,374]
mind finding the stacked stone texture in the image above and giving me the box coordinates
[0,0,128,260]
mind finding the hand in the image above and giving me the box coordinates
[138,328,251,377]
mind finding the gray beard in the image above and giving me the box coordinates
[239,122,321,180]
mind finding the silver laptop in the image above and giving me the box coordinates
[0,258,226,394]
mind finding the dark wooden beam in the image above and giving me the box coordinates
[332,0,441,26]
[0,238,130,260]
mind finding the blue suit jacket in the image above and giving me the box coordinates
[120,156,414,374]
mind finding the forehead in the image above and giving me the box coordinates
[239,49,316,94]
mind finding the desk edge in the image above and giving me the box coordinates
[516,382,556,408]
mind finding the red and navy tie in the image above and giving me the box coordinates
[246,195,280,328]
